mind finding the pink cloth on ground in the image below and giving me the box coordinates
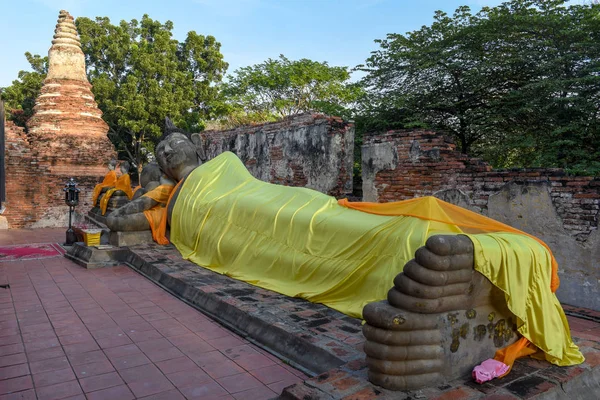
[472,359,510,384]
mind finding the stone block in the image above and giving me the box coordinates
[109,230,154,247]
[363,300,518,390]
[64,242,130,269]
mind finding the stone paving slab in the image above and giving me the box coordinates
[0,235,306,399]
[125,242,600,400]
[126,243,364,376]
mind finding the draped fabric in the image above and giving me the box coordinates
[144,207,168,244]
[470,233,584,370]
[152,179,185,245]
[142,184,173,203]
[337,198,583,370]
[338,197,559,291]
[142,184,174,244]
[91,170,117,206]
[99,174,133,215]
[169,151,582,369]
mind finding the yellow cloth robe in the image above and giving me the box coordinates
[170,151,583,368]
[91,170,117,206]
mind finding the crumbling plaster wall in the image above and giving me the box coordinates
[197,114,354,197]
[362,129,600,310]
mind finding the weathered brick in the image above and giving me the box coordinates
[363,129,600,239]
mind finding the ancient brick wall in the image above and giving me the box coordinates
[3,120,108,228]
[3,121,37,227]
[362,129,600,310]
[198,114,354,196]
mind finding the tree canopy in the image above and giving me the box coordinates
[1,52,48,127]
[222,55,361,123]
[76,15,228,170]
[359,0,600,174]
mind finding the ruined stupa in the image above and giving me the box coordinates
[27,9,115,173]
[0,10,117,228]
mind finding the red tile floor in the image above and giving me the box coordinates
[0,229,305,399]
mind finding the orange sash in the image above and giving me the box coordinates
[142,184,175,244]
[99,174,133,215]
[155,179,185,245]
[92,170,117,206]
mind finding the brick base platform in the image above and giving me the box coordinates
[123,242,600,400]
[125,243,365,376]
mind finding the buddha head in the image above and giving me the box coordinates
[108,159,117,171]
[155,132,200,182]
[119,161,130,175]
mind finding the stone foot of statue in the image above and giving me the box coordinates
[363,235,518,390]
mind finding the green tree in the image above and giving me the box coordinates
[479,0,600,172]
[223,55,361,123]
[359,0,600,174]
[76,15,228,171]
[0,53,48,126]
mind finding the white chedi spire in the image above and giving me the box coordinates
[45,10,88,82]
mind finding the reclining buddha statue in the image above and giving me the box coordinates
[107,122,583,390]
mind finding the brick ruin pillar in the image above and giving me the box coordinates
[2,10,116,228]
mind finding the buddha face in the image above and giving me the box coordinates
[156,133,199,181]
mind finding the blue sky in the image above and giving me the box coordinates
[0,0,582,87]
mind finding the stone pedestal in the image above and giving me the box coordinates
[64,242,130,269]
[363,297,517,390]
[362,235,519,390]
[109,231,154,247]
